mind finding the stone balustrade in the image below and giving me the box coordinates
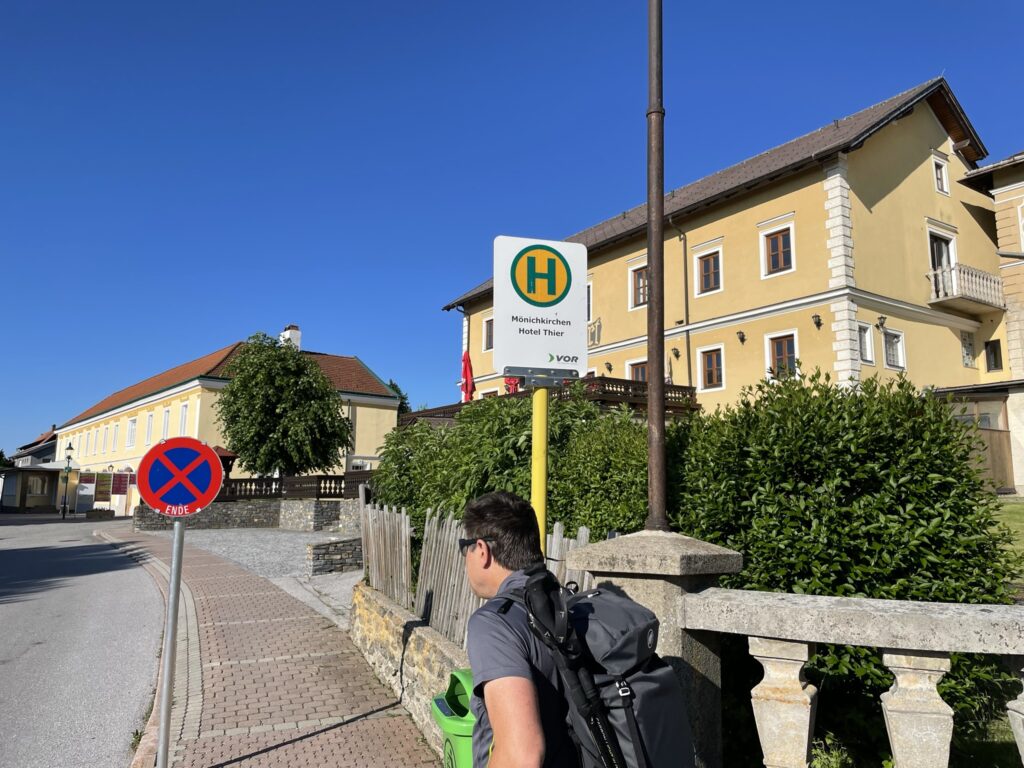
[568,531,1024,768]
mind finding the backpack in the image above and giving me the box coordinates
[501,562,694,768]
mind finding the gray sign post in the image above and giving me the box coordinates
[135,437,224,768]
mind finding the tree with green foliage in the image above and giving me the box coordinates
[387,379,411,415]
[671,371,1022,765]
[0,449,13,468]
[214,333,352,476]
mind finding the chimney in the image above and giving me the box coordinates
[280,324,302,349]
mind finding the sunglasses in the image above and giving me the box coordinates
[458,537,495,557]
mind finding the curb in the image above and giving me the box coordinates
[94,529,203,768]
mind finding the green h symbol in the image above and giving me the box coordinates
[527,255,558,295]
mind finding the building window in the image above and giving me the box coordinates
[482,318,494,352]
[960,332,976,368]
[766,333,797,377]
[985,340,1003,372]
[928,231,956,298]
[858,323,874,364]
[126,418,137,449]
[698,346,724,390]
[586,282,593,322]
[179,404,189,436]
[102,426,108,454]
[162,408,170,439]
[697,252,721,295]
[763,229,793,275]
[85,432,91,456]
[629,361,648,382]
[933,158,949,195]
[883,329,905,370]
[145,414,153,446]
[630,265,649,308]
[480,390,499,398]
[112,424,119,452]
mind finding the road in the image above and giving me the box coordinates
[0,514,163,768]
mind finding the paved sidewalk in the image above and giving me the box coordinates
[99,523,437,767]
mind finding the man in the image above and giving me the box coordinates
[463,491,577,768]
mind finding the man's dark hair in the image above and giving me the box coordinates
[463,491,543,571]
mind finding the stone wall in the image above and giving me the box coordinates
[133,499,281,530]
[350,582,466,757]
[279,499,362,533]
[306,537,363,576]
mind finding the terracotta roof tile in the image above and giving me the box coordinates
[59,342,395,428]
[17,428,56,451]
[443,77,984,310]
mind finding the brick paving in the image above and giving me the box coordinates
[101,524,437,767]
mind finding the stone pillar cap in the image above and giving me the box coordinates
[566,529,742,577]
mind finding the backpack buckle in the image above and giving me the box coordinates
[617,680,632,698]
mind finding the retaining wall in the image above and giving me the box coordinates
[350,582,466,757]
[133,499,281,530]
[280,499,361,533]
[306,536,363,576]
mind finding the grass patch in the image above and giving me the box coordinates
[996,501,1024,556]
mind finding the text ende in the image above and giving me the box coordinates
[518,327,563,337]
[164,505,193,516]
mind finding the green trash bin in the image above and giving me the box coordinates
[431,668,476,768]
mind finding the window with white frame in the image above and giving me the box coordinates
[145,414,153,445]
[94,428,100,454]
[102,426,108,454]
[765,332,798,378]
[126,418,137,448]
[960,332,976,368]
[628,360,648,382]
[697,345,725,391]
[927,228,957,299]
[162,408,170,439]
[629,265,649,309]
[883,329,905,370]
[759,219,795,278]
[696,250,722,295]
[858,323,874,364]
[482,317,494,352]
[933,156,949,195]
[179,404,189,436]
[112,424,119,452]
[85,432,91,456]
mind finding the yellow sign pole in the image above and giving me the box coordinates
[531,386,549,556]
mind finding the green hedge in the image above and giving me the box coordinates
[373,372,1022,764]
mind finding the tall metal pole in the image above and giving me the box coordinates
[531,386,550,555]
[645,0,668,530]
[156,520,185,768]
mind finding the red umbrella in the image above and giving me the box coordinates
[460,351,476,402]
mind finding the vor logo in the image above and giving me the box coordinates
[548,353,580,363]
[510,245,572,308]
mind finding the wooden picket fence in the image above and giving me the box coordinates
[412,511,595,647]
[360,504,413,610]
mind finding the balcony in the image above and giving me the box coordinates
[927,263,1004,313]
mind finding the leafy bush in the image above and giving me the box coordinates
[670,371,1023,764]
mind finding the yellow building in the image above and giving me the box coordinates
[55,325,399,515]
[444,78,1016,478]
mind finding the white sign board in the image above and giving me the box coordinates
[493,236,588,377]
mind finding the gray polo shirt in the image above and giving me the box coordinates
[466,571,577,768]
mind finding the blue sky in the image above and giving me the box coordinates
[2,0,1022,453]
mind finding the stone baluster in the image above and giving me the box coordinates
[880,650,953,768]
[748,637,818,768]
[1007,656,1024,762]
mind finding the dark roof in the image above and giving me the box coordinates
[16,427,56,452]
[443,77,986,311]
[60,343,397,428]
[961,150,1024,192]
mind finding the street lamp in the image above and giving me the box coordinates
[60,442,73,519]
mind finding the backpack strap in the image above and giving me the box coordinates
[616,679,650,768]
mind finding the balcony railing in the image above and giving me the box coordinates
[927,263,1004,309]
[399,376,699,425]
[218,473,370,501]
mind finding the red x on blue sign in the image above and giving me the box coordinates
[137,438,224,517]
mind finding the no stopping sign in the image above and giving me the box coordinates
[137,437,224,517]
